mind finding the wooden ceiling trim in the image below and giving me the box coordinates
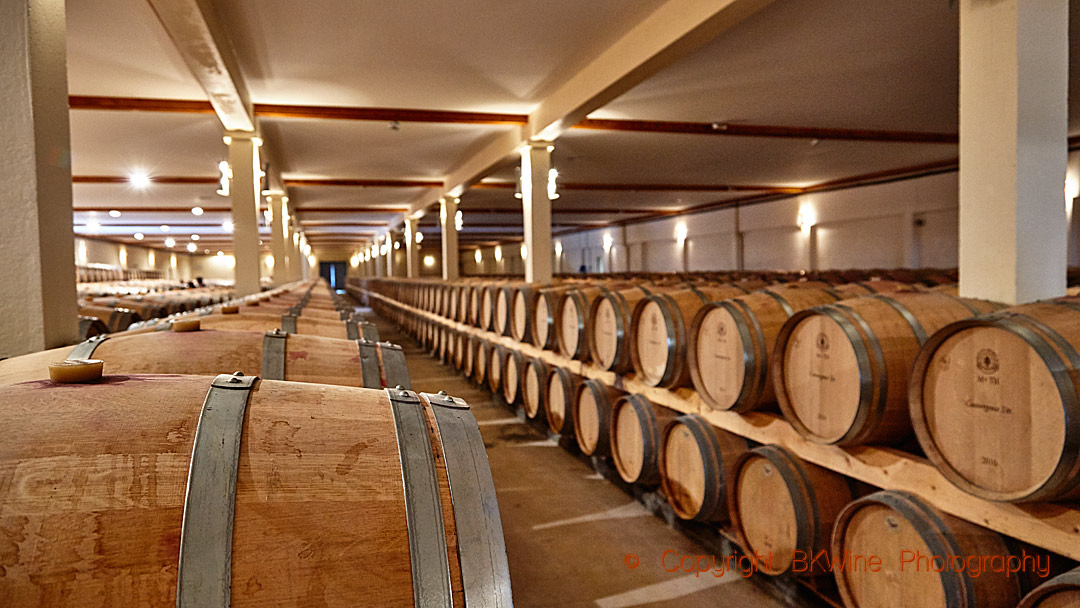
[573,118,960,144]
[73,175,219,185]
[284,178,442,188]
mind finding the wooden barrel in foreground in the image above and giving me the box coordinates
[198,310,364,341]
[0,326,409,389]
[1019,568,1080,608]
[609,394,679,486]
[729,445,851,575]
[909,299,1080,502]
[689,286,840,412]
[630,284,750,388]
[832,491,1026,608]
[502,349,527,405]
[772,292,1001,446]
[573,379,625,456]
[0,374,510,607]
[521,357,550,421]
[659,414,749,523]
[545,366,581,435]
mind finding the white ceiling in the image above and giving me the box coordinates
[213,0,669,112]
[62,0,1077,254]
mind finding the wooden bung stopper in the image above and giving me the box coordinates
[171,319,201,332]
[49,359,104,383]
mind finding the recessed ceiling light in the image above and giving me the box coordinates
[108,210,121,218]
[204,249,209,254]
[217,251,224,257]
[191,206,204,216]
[222,220,233,232]
[129,170,151,189]
[133,232,144,241]
[191,234,200,241]
[160,225,170,232]
[86,220,100,231]
[164,237,176,248]
[186,243,197,252]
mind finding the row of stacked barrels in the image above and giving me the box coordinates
[0,278,512,607]
[76,284,236,335]
[360,276,1080,608]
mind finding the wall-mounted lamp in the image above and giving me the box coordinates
[423,255,436,267]
[675,222,688,247]
[797,204,816,235]
[455,209,463,231]
[520,243,528,260]
[602,233,613,253]
[474,249,483,264]
[494,245,503,262]
[415,231,424,244]
[554,240,563,256]
[548,168,560,200]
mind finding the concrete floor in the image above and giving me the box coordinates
[373,316,791,608]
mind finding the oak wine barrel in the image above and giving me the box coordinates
[0,326,409,389]
[545,366,581,436]
[558,285,607,360]
[510,284,542,343]
[909,299,1080,502]
[729,445,852,575]
[78,304,140,333]
[589,285,653,373]
[494,281,526,338]
[1018,568,1080,608]
[487,344,508,394]
[462,335,477,378]
[688,286,840,412]
[474,340,492,386]
[480,282,508,331]
[198,310,364,341]
[521,357,550,421]
[658,414,750,523]
[832,491,1028,608]
[502,349,527,405]
[533,285,573,350]
[609,394,679,486]
[772,292,1001,446]
[630,284,750,388]
[0,374,510,607]
[572,379,625,456]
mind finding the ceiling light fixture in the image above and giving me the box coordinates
[455,209,463,231]
[222,220,233,232]
[108,210,121,218]
[191,206,204,216]
[165,237,176,248]
[160,224,170,232]
[217,251,224,257]
[133,232,144,241]
[547,168,560,200]
[86,220,100,231]
[191,234,200,241]
[129,170,151,189]
[415,231,424,244]
[186,242,197,252]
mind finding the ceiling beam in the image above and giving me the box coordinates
[145,0,254,132]
[574,118,959,144]
[471,180,799,193]
[528,0,776,141]
[68,96,958,144]
[284,178,442,188]
[73,206,234,213]
[73,175,218,185]
[293,207,409,214]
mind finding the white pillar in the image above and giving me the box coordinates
[268,193,289,286]
[440,196,460,280]
[521,143,554,284]
[0,0,78,356]
[405,218,420,278]
[958,0,1068,304]
[228,134,262,296]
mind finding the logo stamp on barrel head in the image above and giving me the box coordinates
[975,348,999,374]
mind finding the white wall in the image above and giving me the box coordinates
[554,171,961,274]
